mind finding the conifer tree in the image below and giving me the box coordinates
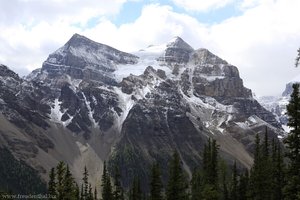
[187,138,221,200]
[248,134,261,199]
[94,188,97,200]
[238,170,249,200]
[113,165,124,200]
[82,166,89,199]
[56,161,66,199]
[271,140,285,200]
[150,162,163,200]
[63,165,76,199]
[263,127,270,158]
[201,138,220,199]
[87,183,93,200]
[284,83,300,200]
[48,167,57,197]
[75,184,80,200]
[230,161,238,200]
[191,168,202,200]
[261,128,272,199]
[101,162,113,200]
[48,162,80,200]
[166,150,188,200]
[248,132,273,200]
[202,139,219,187]
[80,184,84,200]
[296,48,300,67]
[219,160,229,200]
[210,139,219,186]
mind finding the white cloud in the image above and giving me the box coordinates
[207,0,300,95]
[83,4,209,53]
[84,1,300,96]
[239,0,260,9]
[171,0,235,12]
[0,0,126,26]
[0,0,128,73]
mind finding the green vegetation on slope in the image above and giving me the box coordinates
[0,148,46,194]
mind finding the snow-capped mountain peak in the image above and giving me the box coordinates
[32,33,138,86]
[166,36,194,51]
[114,37,194,82]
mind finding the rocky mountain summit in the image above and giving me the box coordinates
[258,81,297,133]
[29,34,138,86]
[0,34,285,188]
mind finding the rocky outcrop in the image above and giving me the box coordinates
[110,62,283,189]
[38,34,139,86]
[181,49,252,98]
[0,64,20,81]
[159,36,194,64]
[282,82,296,97]
[258,81,295,133]
[0,65,54,177]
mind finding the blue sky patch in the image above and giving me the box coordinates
[112,0,243,27]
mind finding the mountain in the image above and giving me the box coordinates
[258,80,299,133]
[0,34,285,191]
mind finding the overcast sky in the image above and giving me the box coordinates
[0,0,300,96]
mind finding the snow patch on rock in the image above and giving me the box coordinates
[113,87,135,131]
[50,98,73,127]
[113,42,174,82]
[82,92,99,128]
[50,98,64,123]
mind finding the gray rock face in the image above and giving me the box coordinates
[178,49,249,99]
[159,36,194,64]
[110,56,283,188]
[187,49,252,98]
[258,81,295,132]
[0,65,50,129]
[0,35,284,189]
[112,71,207,188]
[57,81,121,136]
[0,65,53,164]
[39,34,138,85]
[282,82,296,97]
[0,64,20,81]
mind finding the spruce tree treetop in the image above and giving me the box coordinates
[48,167,57,197]
[83,166,89,199]
[101,162,113,200]
[230,161,238,200]
[56,161,66,199]
[284,83,300,200]
[63,165,78,200]
[286,83,300,164]
[296,48,300,67]
[201,138,220,200]
[113,165,124,200]
[166,150,188,200]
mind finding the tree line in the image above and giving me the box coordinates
[47,84,300,200]
[46,134,289,200]
[0,148,46,195]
